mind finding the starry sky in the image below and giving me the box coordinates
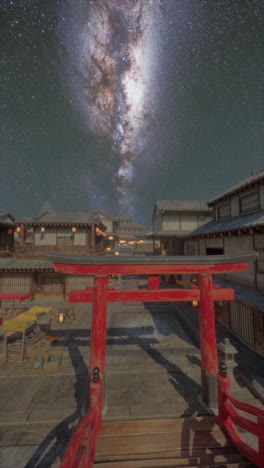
[1,0,264,226]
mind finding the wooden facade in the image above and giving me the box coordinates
[185,170,264,358]
[151,201,212,255]
[0,269,94,302]
[14,211,107,258]
[0,210,16,256]
[215,300,264,358]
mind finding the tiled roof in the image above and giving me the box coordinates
[94,209,119,221]
[146,231,189,238]
[0,210,16,227]
[188,209,264,236]
[208,169,264,206]
[16,211,103,226]
[0,259,53,271]
[214,277,264,313]
[155,201,211,212]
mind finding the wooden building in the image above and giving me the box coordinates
[117,215,146,241]
[94,209,119,249]
[0,210,16,257]
[14,211,107,258]
[184,169,264,357]
[150,200,212,255]
[0,258,93,302]
[0,210,113,303]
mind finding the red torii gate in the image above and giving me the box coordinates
[46,251,256,468]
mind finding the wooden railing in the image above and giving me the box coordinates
[218,364,264,468]
[60,380,102,468]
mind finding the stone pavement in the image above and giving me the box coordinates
[0,276,262,467]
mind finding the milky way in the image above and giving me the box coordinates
[59,0,164,214]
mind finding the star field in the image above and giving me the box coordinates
[1,0,264,225]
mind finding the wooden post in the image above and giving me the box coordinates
[21,223,25,250]
[91,224,95,248]
[198,273,218,410]
[89,275,108,381]
[148,274,159,289]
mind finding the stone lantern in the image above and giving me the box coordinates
[218,337,238,391]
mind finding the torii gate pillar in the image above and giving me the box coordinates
[198,273,218,409]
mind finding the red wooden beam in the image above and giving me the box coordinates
[54,262,249,276]
[89,276,108,379]
[148,274,159,289]
[198,273,218,409]
[68,288,234,303]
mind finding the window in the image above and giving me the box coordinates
[186,244,195,255]
[217,202,231,219]
[206,248,224,255]
[239,191,259,213]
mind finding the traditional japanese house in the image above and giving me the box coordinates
[117,215,146,241]
[94,209,119,250]
[0,257,95,302]
[0,210,16,257]
[14,211,106,258]
[185,169,264,357]
[150,200,212,255]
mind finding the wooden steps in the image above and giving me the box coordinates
[95,416,254,467]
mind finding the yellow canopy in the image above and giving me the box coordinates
[176,280,192,289]
[3,306,53,332]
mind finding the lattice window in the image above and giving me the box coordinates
[217,202,231,219]
[2,274,31,293]
[239,190,260,213]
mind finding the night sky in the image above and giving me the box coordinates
[1,0,264,226]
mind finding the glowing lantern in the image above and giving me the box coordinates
[106,247,111,251]
[58,312,64,324]
[16,227,21,232]
[192,301,198,307]
[108,236,114,240]
[72,227,77,232]
[96,227,100,233]
[40,227,45,232]
[114,251,120,256]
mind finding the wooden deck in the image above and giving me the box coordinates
[95,416,254,467]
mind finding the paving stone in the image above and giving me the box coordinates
[27,408,75,424]
[0,377,43,413]
[103,405,130,421]
[0,411,30,426]
[28,375,87,411]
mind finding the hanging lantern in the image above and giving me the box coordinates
[24,231,29,237]
[96,227,100,233]
[40,227,45,232]
[108,236,114,240]
[7,229,13,235]
[16,227,21,232]
[114,251,120,255]
[72,227,77,232]
[192,300,198,307]
[106,247,111,251]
